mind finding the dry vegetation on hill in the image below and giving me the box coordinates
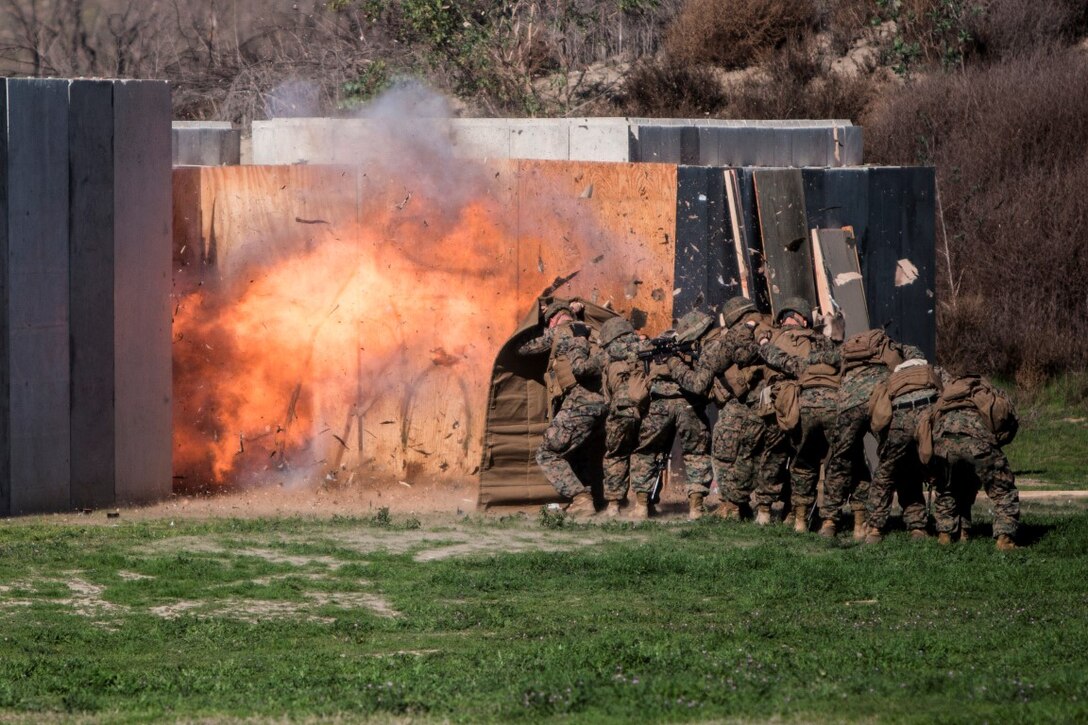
[0,0,1085,380]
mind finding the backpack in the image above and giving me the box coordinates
[840,329,904,372]
[605,356,650,412]
[937,375,1019,445]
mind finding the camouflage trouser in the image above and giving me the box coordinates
[790,387,838,511]
[630,396,713,497]
[933,433,1020,538]
[822,403,872,520]
[712,399,762,507]
[868,406,930,532]
[536,390,607,499]
[603,406,642,501]
[756,420,791,509]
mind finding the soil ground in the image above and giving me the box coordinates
[16,473,1085,530]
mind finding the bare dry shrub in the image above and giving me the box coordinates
[619,59,727,117]
[663,0,816,69]
[865,49,1088,379]
[719,35,877,121]
[815,0,881,55]
[971,0,1088,60]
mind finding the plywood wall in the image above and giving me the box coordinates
[172,160,678,488]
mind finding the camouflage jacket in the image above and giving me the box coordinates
[517,323,602,399]
[934,407,997,447]
[669,324,760,400]
[840,343,927,410]
[591,333,646,410]
[759,328,840,382]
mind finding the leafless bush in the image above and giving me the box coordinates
[971,0,1088,60]
[866,49,1088,379]
[619,58,727,116]
[663,0,816,69]
[720,35,877,121]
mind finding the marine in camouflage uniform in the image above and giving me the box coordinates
[757,297,841,533]
[593,317,649,518]
[517,301,606,517]
[824,332,922,540]
[629,311,715,520]
[668,297,782,523]
[864,357,941,543]
[931,378,1020,549]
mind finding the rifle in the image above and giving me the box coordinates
[636,333,700,364]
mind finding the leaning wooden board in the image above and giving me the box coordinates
[752,168,817,316]
[812,227,869,338]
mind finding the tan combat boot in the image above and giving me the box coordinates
[603,500,623,519]
[754,505,772,526]
[715,500,741,520]
[852,510,868,541]
[628,492,650,521]
[995,534,1018,551]
[863,528,883,545]
[793,506,809,533]
[565,492,596,519]
[937,532,953,545]
[909,529,929,541]
[959,528,970,542]
[818,518,837,538]
[688,493,705,521]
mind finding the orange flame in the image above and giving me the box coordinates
[173,182,534,488]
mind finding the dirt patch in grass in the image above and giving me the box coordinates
[149,591,399,622]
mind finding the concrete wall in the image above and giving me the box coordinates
[172,121,241,166]
[250,117,863,167]
[0,78,172,515]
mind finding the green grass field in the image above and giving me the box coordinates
[1006,374,1088,489]
[1,506,1086,723]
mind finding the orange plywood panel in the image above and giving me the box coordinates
[515,160,677,335]
[173,164,521,487]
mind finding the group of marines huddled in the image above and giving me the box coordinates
[517,296,1022,550]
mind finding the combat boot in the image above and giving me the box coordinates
[792,506,809,533]
[909,529,930,541]
[603,500,623,519]
[995,534,1018,551]
[754,505,772,526]
[818,518,837,538]
[564,492,596,519]
[863,529,883,545]
[852,510,868,541]
[959,528,970,542]
[937,532,953,545]
[688,493,706,521]
[628,492,650,521]
[714,500,741,520]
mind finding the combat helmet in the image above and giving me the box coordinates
[598,316,635,346]
[542,300,573,323]
[776,296,813,327]
[719,296,758,328]
[674,309,715,343]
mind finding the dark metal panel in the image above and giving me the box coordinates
[0,81,9,515]
[69,79,117,509]
[697,127,721,166]
[753,168,816,315]
[632,125,680,163]
[866,167,937,358]
[674,166,711,317]
[113,80,173,503]
[733,168,771,310]
[6,78,71,514]
[704,167,738,311]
